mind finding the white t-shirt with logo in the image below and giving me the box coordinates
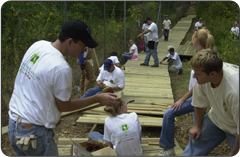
[103,112,142,156]
[99,56,120,72]
[195,22,203,31]
[96,66,125,92]
[192,62,239,135]
[147,22,159,42]
[129,44,138,56]
[9,40,72,128]
[142,23,150,36]
[167,52,182,69]
[163,20,171,29]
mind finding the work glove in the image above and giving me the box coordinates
[80,64,85,71]
[99,83,106,89]
[16,135,37,151]
[102,87,112,93]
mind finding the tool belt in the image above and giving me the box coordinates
[10,111,58,151]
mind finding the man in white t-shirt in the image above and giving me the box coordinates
[195,18,203,33]
[7,20,120,156]
[99,52,120,72]
[137,17,159,67]
[81,59,125,98]
[231,22,239,37]
[160,48,183,75]
[182,49,239,156]
[141,21,150,53]
[162,15,171,41]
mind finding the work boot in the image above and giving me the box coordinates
[140,63,149,66]
[178,68,183,75]
[151,64,159,67]
[158,148,176,156]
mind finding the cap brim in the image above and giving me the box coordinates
[104,66,111,71]
[81,37,98,48]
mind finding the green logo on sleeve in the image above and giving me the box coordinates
[30,53,40,64]
[121,124,129,132]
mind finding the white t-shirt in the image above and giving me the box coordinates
[147,22,159,42]
[167,52,182,69]
[103,112,142,156]
[189,70,196,91]
[195,22,203,31]
[9,40,72,128]
[99,56,120,72]
[163,20,171,29]
[96,66,125,92]
[142,23,150,36]
[129,44,138,56]
[231,27,239,36]
[192,62,239,135]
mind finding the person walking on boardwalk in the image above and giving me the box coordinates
[182,49,239,156]
[77,47,95,97]
[137,17,159,67]
[141,20,150,53]
[159,47,183,75]
[157,28,215,156]
[162,15,171,41]
[7,20,120,156]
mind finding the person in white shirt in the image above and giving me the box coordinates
[195,18,203,33]
[99,52,120,72]
[137,17,159,67]
[231,22,239,37]
[158,28,216,156]
[7,20,120,156]
[121,39,138,65]
[182,49,239,156]
[141,21,150,53]
[81,58,125,98]
[162,15,171,41]
[160,48,183,75]
[89,99,142,156]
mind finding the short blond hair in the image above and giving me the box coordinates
[190,49,222,75]
[192,29,215,49]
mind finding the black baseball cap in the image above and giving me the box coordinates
[104,59,113,71]
[60,20,98,48]
[168,47,174,52]
[145,17,151,21]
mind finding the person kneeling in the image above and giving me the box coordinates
[89,99,142,156]
[81,59,125,98]
[160,48,183,75]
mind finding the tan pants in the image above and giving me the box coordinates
[168,65,179,74]
[80,60,95,96]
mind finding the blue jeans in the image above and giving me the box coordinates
[144,41,159,65]
[80,87,103,99]
[121,54,132,65]
[159,98,194,149]
[143,36,148,52]
[182,114,236,156]
[8,118,58,156]
[163,29,170,41]
[89,131,142,143]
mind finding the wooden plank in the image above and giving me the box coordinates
[2,126,8,135]
[122,96,174,105]
[87,124,97,137]
[127,107,162,111]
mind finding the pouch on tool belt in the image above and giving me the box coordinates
[16,135,37,151]
[147,41,155,49]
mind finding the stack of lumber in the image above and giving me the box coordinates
[57,137,183,156]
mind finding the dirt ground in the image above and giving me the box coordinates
[1,5,231,156]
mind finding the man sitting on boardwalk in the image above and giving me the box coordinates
[182,49,239,156]
[81,59,125,98]
[159,48,183,75]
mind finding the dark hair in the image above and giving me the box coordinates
[104,99,123,117]
[58,33,79,43]
[110,51,118,57]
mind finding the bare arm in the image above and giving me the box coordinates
[55,93,119,112]
[228,134,239,156]
[124,49,135,55]
[116,63,121,68]
[137,29,151,37]
[97,80,102,85]
[190,107,205,140]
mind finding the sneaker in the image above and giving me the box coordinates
[158,148,176,156]
[151,64,159,67]
[140,63,149,66]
